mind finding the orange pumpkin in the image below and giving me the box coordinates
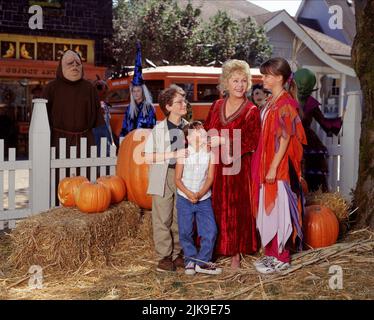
[97,175,127,204]
[74,182,111,213]
[303,205,339,249]
[116,129,152,209]
[301,177,308,194]
[58,176,89,207]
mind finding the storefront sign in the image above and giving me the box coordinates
[0,59,106,80]
[0,65,56,78]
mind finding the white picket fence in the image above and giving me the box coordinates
[312,91,362,197]
[0,93,362,230]
[0,99,117,230]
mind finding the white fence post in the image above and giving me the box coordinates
[29,98,51,214]
[340,91,362,201]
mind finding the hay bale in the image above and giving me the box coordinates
[306,190,350,221]
[8,201,141,272]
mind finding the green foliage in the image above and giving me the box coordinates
[234,17,273,66]
[193,10,239,65]
[108,0,272,67]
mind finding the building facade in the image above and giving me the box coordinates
[0,0,113,156]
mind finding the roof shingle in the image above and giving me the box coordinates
[301,24,351,57]
[175,0,269,21]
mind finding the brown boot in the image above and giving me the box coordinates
[156,257,176,272]
[173,254,185,268]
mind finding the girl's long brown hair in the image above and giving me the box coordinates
[260,57,298,101]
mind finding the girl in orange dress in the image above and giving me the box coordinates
[252,58,307,274]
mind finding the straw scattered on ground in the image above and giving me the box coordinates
[1,209,373,300]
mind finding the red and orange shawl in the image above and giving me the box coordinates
[252,91,307,239]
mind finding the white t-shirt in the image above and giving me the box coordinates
[177,145,211,201]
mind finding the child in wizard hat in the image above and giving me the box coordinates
[120,41,156,138]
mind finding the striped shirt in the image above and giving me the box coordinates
[177,145,211,201]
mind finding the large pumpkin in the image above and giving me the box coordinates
[58,176,89,207]
[303,205,339,249]
[97,175,127,204]
[116,129,152,209]
[74,182,111,213]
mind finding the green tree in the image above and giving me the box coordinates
[233,17,272,67]
[160,2,201,64]
[194,11,239,65]
[193,11,271,67]
[107,1,272,68]
[108,0,201,66]
[106,0,139,66]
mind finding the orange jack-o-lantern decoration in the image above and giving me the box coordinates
[58,176,89,207]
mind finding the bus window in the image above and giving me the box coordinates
[197,84,220,102]
[174,83,194,102]
[107,88,130,105]
[145,80,164,103]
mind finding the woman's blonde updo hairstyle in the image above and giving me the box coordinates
[219,59,252,95]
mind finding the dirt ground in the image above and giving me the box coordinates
[0,222,373,300]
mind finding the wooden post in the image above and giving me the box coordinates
[29,98,50,214]
[340,91,362,201]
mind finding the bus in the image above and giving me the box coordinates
[106,65,262,137]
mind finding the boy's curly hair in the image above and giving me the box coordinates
[158,85,185,116]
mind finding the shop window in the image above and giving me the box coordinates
[72,44,87,62]
[20,42,35,60]
[197,84,220,102]
[1,41,16,59]
[55,44,71,60]
[37,43,54,61]
[320,75,340,118]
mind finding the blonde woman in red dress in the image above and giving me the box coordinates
[204,60,261,269]
[252,57,307,274]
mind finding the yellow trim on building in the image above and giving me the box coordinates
[0,33,94,63]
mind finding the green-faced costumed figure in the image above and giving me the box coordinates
[294,68,343,192]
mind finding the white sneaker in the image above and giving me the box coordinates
[195,262,222,275]
[272,258,290,272]
[253,256,274,268]
[255,256,290,274]
[255,256,277,274]
[185,261,196,275]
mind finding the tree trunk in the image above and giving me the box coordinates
[352,0,374,229]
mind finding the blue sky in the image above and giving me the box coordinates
[249,0,303,16]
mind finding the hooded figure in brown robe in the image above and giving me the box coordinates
[43,50,105,154]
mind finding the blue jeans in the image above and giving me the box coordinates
[176,194,217,266]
